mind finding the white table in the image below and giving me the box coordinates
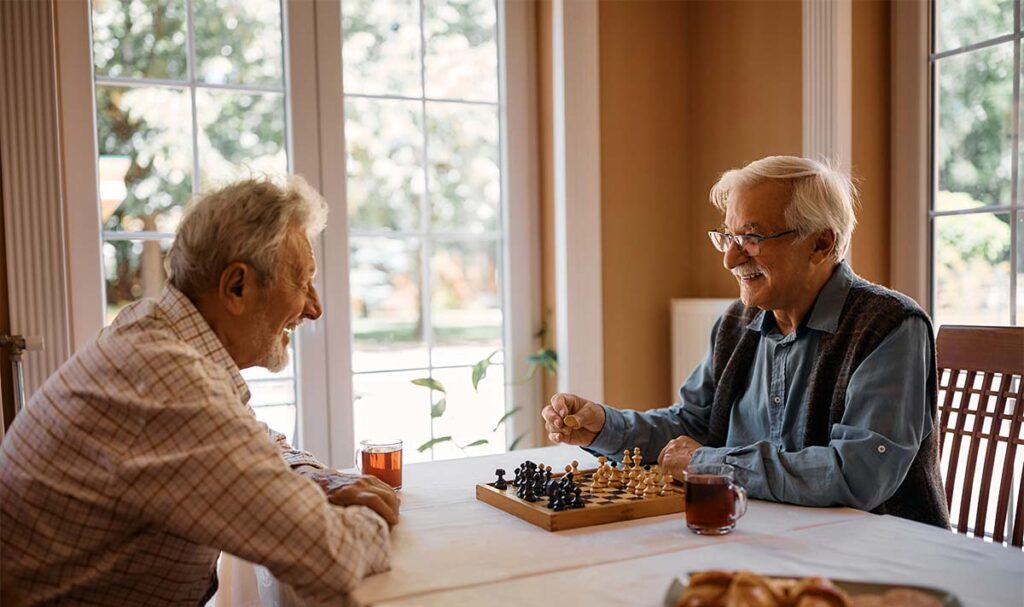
[265,446,1024,607]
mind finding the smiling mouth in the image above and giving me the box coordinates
[733,268,765,283]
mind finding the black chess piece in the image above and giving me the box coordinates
[494,468,508,490]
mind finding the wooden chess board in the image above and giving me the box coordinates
[476,468,686,531]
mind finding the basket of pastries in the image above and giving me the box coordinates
[664,570,959,607]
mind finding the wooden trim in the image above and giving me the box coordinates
[500,0,543,449]
[0,0,74,396]
[551,0,604,401]
[54,0,105,350]
[890,0,930,307]
[802,0,852,167]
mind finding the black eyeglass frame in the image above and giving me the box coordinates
[707,229,798,254]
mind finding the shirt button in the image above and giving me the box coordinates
[772,396,782,404]
[877,445,887,454]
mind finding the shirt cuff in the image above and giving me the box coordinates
[586,404,629,455]
[689,446,732,466]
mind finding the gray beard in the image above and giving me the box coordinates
[253,314,290,372]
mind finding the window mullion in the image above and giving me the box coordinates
[417,0,437,460]
[185,0,200,198]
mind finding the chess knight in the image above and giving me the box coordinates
[541,156,950,530]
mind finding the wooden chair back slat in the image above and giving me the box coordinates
[936,325,1024,548]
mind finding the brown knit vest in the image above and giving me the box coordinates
[708,276,950,529]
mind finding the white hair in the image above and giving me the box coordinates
[709,156,858,262]
[167,175,328,297]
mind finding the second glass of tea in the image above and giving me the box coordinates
[357,439,403,490]
[683,463,748,535]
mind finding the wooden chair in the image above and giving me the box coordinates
[936,325,1024,547]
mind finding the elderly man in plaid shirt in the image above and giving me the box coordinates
[0,177,398,606]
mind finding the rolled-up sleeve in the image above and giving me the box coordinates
[586,319,720,463]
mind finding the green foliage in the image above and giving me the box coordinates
[526,348,558,377]
[492,406,521,432]
[471,350,498,391]
[430,398,447,419]
[411,377,446,393]
[417,436,452,453]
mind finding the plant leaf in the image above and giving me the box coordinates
[430,398,447,418]
[471,350,499,391]
[491,406,522,432]
[411,377,446,393]
[417,436,452,452]
[464,439,489,448]
[509,432,528,451]
[527,348,558,375]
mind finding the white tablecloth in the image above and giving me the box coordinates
[248,446,1023,607]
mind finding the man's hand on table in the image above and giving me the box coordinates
[296,466,401,528]
[657,436,704,481]
[542,393,605,446]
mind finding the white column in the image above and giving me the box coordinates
[0,0,76,396]
[802,0,852,168]
[552,0,604,402]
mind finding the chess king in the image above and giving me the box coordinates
[541,156,950,529]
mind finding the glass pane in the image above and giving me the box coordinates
[427,365,506,461]
[350,237,427,372]
[244,353,298,446]
[102,238,170,324]
[935,0,1013,53]
[353,370,433,464]
[342,0,422,97]
[935,45,1013,212]
[346,98,424,231]
[933,213,1012,327]
[96,85,192,233]
[196,89,287,189]
[248,404,296,446]
[428,102,500,232]
[431,239,501,366]
[424,0,498,102]
[92,0,188,80]
[193,0,284,86]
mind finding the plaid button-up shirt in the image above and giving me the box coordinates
[0,287,389,606]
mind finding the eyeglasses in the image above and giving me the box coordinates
[707,229,797,256]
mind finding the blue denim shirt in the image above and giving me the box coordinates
[587,262,932,511]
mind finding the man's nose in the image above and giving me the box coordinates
[722,240,748,269]
[304,286,323,321]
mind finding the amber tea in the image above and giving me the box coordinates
[358,440,403,490]
[683,464,747,535]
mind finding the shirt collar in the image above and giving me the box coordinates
[159,286,251,404]
[744,261,853,336]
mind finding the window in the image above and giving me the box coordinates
[931,0,1023,327]
[90,0,299,442]
[342,0,514,462]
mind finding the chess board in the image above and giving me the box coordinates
[476,468,686,531]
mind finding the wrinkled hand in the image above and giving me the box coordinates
[306,469,401,528]
[657,436,704,481]
[542,393,606,446]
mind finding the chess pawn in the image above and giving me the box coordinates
[633,447,642,467]
[608,463,621,484]
[571,460,580,476]
[597,455,608,467]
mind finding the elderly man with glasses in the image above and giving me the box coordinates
[542,156,950,528]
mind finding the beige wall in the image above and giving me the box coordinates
[851,0,891,286]
[598,0,802,409]
[599,0,692,409]
[539,0,894,414]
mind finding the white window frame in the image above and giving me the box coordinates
[894,0,1023,323]
[54,0,541,468]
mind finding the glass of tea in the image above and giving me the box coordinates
[683,463,748,535]
[356,439,403,490]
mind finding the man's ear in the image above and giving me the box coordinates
[218,262,253,316]
[810,230,836,263]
